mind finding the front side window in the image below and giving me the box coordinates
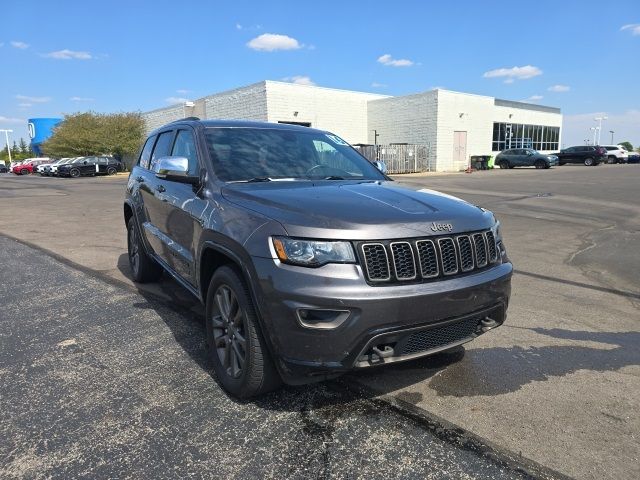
[171,129,199,176]
[204,128,385,182]
[138,136,156,169]
[150,131,174,171]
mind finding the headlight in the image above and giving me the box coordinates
[272,237,356,267]
[491,218,502,241]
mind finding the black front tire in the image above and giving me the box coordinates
[107,166,117,175]
[70,168,81,178]
[21,169,29,175]
[584,157,595,166]
[498,160,509,169]
[205,265,281,399]
[534,160,546,169]
[127,217,162,283]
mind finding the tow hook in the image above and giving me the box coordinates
[372,345,395,360]
[480,317,499,332]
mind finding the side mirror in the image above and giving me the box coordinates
[373,160,388,175]
[527,151,533,156]
[154,156,199,184]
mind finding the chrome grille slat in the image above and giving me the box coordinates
[361,243,390,281]
[485,231,498,263]
[416,240,439,278]
[456,235,475,272]
[438,237,459,275]
[472,233,488,267]
[390,241,417,280]
[360,229,497,284]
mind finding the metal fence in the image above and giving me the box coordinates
[355,144,434,173]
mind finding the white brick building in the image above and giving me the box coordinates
[143,81,562,172]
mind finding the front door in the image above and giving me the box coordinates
[453,131,467,169]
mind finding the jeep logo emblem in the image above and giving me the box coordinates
[430,222,453,232]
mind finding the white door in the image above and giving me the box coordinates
[453,131,468,169]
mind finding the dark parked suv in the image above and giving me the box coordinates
[124,119,512,398]
[59,156,122,177]
[554,145,607,166]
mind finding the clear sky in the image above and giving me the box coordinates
[2,0,639,148]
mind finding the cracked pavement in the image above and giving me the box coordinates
[1,165,639,479]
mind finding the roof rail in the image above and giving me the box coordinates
[169,116,200,123]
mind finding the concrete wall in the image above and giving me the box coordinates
[204,82,268,121]
[265,81,387,144]
[367,90,439,149]
[436,90,495,171]
[143,104,186,134]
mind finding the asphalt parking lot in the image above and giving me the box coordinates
[1,165,638,479]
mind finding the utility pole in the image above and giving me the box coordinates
[609,130,614,144]
[0,129,13,162]
[372,129,380,161]
[594,116,607,145]
[590,127,597,146]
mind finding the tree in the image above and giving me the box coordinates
[18,137,29,154]
[11,140,19,159]
[41,112,145,163]
[619,141,633,152]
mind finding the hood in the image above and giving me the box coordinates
[221,181,494,240]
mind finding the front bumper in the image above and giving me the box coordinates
[251,256,512,384]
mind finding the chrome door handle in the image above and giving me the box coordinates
[155,185,166,193]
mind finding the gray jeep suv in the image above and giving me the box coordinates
[124,119,512,398]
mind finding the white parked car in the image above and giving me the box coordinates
[39,158,70,175]
[602,145,629,164]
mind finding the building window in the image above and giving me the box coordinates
[492,122,560,151]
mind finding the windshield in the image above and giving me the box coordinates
[204,127,386,182]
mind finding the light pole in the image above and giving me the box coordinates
[594,116,607,145]
[590,127,597,146]
[609,130,614,144]
[0,129,13,162]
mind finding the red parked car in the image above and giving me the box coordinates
[12,158,51,175]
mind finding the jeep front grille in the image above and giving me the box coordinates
[360,230,498,284]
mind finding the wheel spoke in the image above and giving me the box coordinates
[214,333,227,348]
[231,341,245,367]
[211,315,224,328]
[215,290,230,321]
[231,307,243,327]
[223,340,231,369]
[234,330,246,348]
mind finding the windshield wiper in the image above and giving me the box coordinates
[323,175,346,180]
[229,176,300,183]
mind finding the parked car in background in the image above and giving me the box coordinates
[9,161,24,173]
[0,163,8,173]
[495,148,558,169]
[38,158,64,175]
[602,145,629,164]
[628,152,640,164]
[12,158,51,175]
[50,157,82,176]
[58,156,123,178]
[554,146,606,166]
[95,156,123,175]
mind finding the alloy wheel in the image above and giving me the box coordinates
[211,285,247,379]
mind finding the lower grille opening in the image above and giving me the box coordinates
[400,316,480,356]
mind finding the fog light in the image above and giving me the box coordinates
[296,309,350,329]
